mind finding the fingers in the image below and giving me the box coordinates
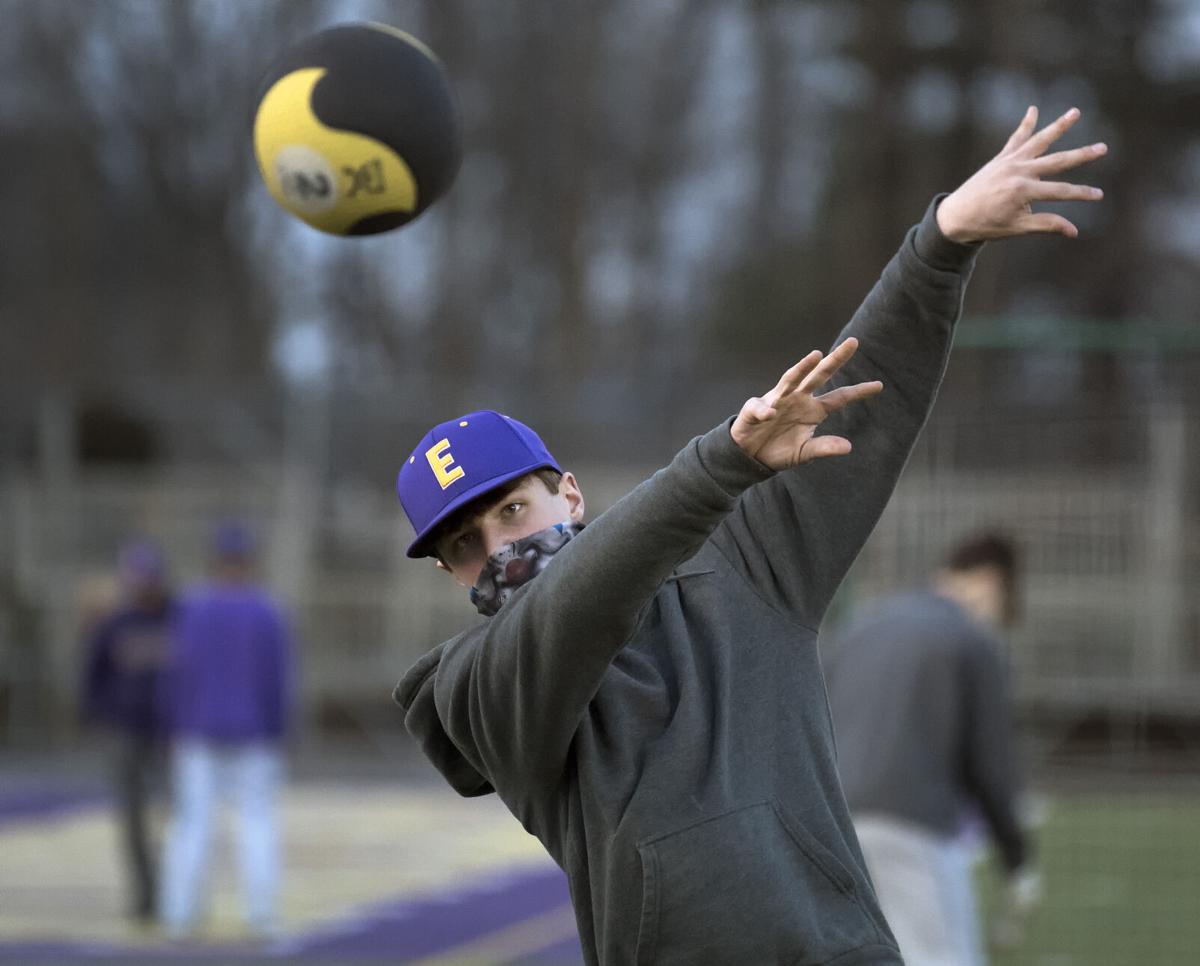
[1025,179,1104,203]
[1017,211,1079,238]
[772,350,823,399]
[801,435,853,462]
[797,337,860,394]
[816,380,884,412]
[739,395,777,424]
[1019,106,1081,158]
[1029,141,1107,176]
[1002,105,1038,153]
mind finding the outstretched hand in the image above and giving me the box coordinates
[731,338,883,470]
[936,106,1107,243]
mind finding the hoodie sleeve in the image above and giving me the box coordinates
[80,619,114,725]
[260,601,292,740]
[962,633,1029,873]
[401,421,775,799]
[709,197,979,629]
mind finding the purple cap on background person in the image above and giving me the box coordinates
[397,410,561,559]
[118,539,166,589]
[212,521,256,560]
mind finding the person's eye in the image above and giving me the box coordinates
[454,532,477,551]
[503,502,523,516]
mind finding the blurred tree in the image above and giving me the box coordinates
[2,0,1198,470]
[705,0,1200,409]
[1,0,322,458]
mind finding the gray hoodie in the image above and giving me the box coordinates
[826,591,1028,873]
[395,197,978,965]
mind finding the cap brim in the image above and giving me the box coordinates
[405,458,561,558]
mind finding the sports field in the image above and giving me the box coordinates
[0,772,580,965]
[2,769,1196,965]
[980,793,1200,966]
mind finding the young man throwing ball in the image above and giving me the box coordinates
[394,108,1104,965]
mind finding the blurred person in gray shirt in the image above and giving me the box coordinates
[825,533,1039,966]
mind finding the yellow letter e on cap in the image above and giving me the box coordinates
[426,438,465,490]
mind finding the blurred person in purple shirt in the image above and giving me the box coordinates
[159,522,293,939]
[81,539,174,924]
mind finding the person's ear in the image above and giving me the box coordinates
[560,471,585,522]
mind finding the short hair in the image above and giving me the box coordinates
[942,531,1020,623]
[427,468,562,561]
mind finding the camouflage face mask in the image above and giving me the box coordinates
[469,521,584,617]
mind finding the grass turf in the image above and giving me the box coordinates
[978,792,1200,966]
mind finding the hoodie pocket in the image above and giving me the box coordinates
[634,800,885,966]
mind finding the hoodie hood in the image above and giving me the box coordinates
[393,641,494,797]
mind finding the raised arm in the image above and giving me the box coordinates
[430,423,776,796]
[710,107,1106,628]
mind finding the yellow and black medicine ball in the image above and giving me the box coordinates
[253,23,461,236]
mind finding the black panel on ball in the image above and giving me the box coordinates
[347,211,411,236]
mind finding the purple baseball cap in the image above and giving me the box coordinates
[397,410,561,558]
[212,521,256,560]
[118,539,166,585]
